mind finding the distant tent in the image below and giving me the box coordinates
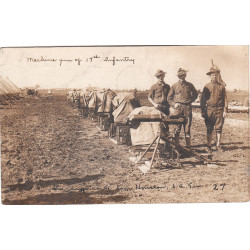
[0,87,7,95]
[6,77,20,93]
[0,76,20,106]
[0,76,19,94]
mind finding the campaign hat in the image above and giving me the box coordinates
[177,68,188,76]
[154,69,166,77]
[207,66,220,75]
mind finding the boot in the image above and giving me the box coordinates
[185,135,191,148]
[216,132,223,151]
[207,132,213,153]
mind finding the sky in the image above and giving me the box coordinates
[0,46,249,91]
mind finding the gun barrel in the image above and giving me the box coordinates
[165,137,211,163]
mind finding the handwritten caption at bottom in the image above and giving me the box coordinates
[52,183,226,192]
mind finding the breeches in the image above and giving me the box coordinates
[174,104,192,136]
[205,107,224,133]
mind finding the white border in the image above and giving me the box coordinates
[1,1,249,250]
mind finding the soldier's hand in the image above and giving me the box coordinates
[154,103,160,108]
[223,111,227,118]
[174,103,180,109]
[201,111,207,118]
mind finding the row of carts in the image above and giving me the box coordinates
[67,89,138,146]
[67,89,213,172]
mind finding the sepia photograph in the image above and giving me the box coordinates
[0,45,249,205]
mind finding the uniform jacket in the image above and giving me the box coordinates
[148,80,170,105]
[167,80,198,106]
[201,81,228,112]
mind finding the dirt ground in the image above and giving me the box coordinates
[1,94,249,204]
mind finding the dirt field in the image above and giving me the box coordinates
[1,94,249,204]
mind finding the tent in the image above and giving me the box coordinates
[0,76,20,104]
[0,76,19,94]
[5,77,20,93]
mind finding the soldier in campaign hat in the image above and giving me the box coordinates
[201,66,228,152]
[148,69,170,138]
[148,69,170,115]
[167,68,198,148]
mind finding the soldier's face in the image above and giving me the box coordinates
[158,74,165,81]
[210,73,218,82]
[178,74,186,80]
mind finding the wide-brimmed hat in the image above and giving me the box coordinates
[154,69,166,77]
[207,66,220,75]
[177,68,188,76]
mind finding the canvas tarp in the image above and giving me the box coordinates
[87,89,104,109]
[112,92,131,107]
[127,106,165,145]
[97,89,117,113]
[79,89,89,107]
[112,94,141,123]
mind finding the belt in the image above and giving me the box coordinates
[207,105,224,108]
[176,102,191,106]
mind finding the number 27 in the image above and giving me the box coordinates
[213,183,226,191]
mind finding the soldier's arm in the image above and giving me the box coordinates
[191,84,198,103]
[223,88,228,117]
[224,89,228,112]
[200,87,209,113]
[167,85,175,107]
[148,87,158,108]
[148,97,158,108]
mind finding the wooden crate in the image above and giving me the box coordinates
[97,113,112,131]
[109,123,131,145]
[116,124,131,145]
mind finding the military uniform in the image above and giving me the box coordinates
[167,69,198,147]
[148,69,170,139]
[148,80,170,115]
[201,66,228,152]
[201,81,227,133]
[167,80,198,136]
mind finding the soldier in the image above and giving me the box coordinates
[148,69,170,115]
[201,66,228,152]
[167,68,198,148]
[148,69,171,139]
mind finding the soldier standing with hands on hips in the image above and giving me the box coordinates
[201,66,228,153]
[167,68,198,148]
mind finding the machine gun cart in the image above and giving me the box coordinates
[128,114,212,173]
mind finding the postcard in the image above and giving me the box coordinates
[0,45,249,204]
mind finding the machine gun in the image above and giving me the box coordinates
[128,114,212,172]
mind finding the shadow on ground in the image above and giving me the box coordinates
[2,189,128,205]
[3,175,104,193]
